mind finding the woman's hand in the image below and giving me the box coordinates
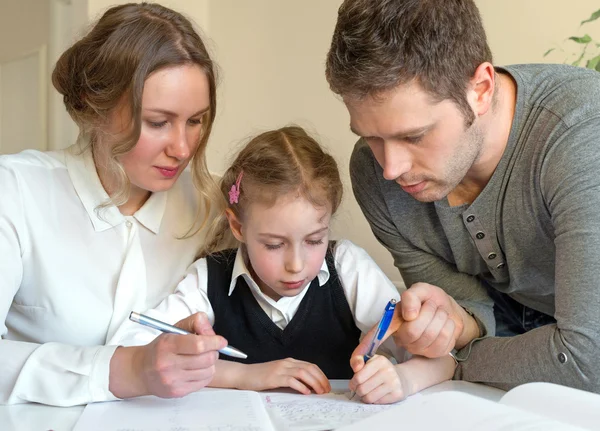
[109,312,227,399]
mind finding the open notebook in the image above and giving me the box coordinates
[73,382,600,431]
[72,386,399,431]
[338,382,600,431]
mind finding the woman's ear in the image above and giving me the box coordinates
[225,208,244,242]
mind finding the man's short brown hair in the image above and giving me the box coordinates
[325,0,492,124]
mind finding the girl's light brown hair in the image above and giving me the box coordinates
[52,2,219,229]
[198,126,343,258]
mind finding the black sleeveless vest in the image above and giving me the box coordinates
[206,245,361,379]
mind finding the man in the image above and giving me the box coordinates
[326,0,600,392]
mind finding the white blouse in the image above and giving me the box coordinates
[112,239,408,363]
[0,146,209,406]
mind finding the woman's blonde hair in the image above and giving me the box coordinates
[52,2,219,229]
[198,126,343,258]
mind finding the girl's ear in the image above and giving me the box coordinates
[225,208,244,242]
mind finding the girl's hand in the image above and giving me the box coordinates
[239,358,331,395]
[349,354,410,404]
[110,312,227,399]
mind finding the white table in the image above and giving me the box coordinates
[0,380,505,431]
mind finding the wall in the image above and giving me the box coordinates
[204,0,403,284]
[0,0,49,63]
[477,1,600,65]
[3,1,598,285]
[207,1,600,287]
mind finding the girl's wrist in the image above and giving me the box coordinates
[213,360,248,390]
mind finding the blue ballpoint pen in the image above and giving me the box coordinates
[363,298,397,363]
[129,311,248,359]
[349,299,397,400]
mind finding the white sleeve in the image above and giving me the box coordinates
[109,258,215,346]
[334,239,410,363]
[0,161,118,406]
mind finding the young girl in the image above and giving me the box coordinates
[113,126,455,404]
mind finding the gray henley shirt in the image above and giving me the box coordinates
[350,64,600,392]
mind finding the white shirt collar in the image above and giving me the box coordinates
[227,248,331,297]
[65,146,167,234]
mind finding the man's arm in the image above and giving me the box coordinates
[350,140,494,353]
[457,122,600,392]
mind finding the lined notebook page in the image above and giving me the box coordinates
[73,389,275,431]
[261,390,407,431]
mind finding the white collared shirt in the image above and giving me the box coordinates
[0,146,209,405]
[113,239,408,362]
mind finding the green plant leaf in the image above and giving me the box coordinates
[569,34,592,44]
[587,55,600,71]
[543,48,556,57]
[580,8,600,25]
[572,47,587,66]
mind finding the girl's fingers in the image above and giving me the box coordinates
[284,376,311,395]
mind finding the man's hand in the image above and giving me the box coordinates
[395,282,480,357]
[351,283,480,361]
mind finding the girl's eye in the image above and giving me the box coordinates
[188,118,203,126]
[149,121,167,128]
[307,239,324,246]
[265,243,283,250]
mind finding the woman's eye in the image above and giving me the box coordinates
[148,121,167,128]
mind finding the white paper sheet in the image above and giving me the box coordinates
[73,389,276,431]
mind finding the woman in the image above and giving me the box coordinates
[0,3,226,406]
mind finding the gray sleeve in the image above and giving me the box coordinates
[456,121,600,392]
[349,140,495,339]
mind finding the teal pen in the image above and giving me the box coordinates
[129,311,248,359]
[349,298,397,400]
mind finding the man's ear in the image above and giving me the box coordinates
[225,208,244,242]
[467,62,495,117]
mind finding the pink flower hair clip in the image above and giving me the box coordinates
[228,170,244,204]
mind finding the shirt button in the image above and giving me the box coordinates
[558,352,568,364]
[496,262,506,269]
[487,252,497,260]
[126,221,133,228]
[466,215,475,223]
[476,231,485,240]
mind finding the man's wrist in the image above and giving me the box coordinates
[455,306,480,349]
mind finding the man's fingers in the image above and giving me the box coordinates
[397,299,436,345]
[401,283,435,321]
[411,306,448,351]
[422,319,456,357]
